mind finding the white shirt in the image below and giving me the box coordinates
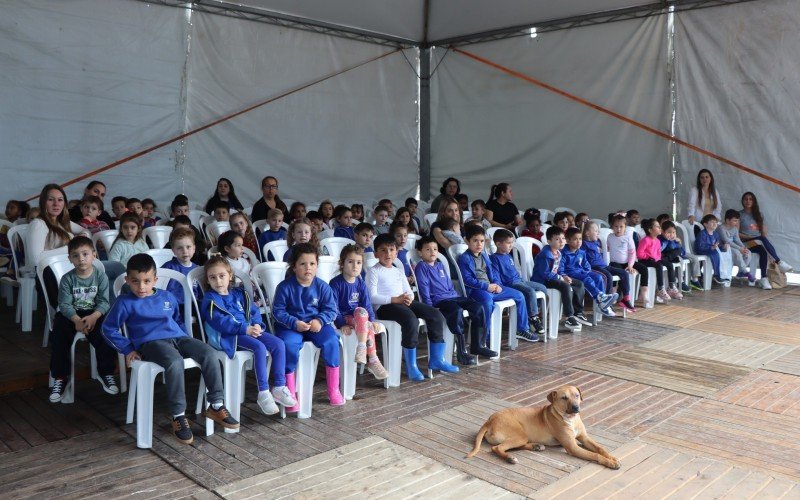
[26,218,85,269]
[366,262,412,306]
[687,187,722,221]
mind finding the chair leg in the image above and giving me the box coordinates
[118,353,128,394]
[489,309,502,359]
[539,296,548,343]
[340,333,358,401]
[62,336,83,405]
[297,343,321,419]
[126,362,141,424]
[380,321,402,388]
[135,362,162,449]
[19,277,34,332]
[89,345,98,381]
[546,290,561,340]
[507,305,518,351]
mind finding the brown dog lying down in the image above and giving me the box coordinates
[466,385,620,469]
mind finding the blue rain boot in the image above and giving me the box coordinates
[403,348,425,382]
[428,342,459,374]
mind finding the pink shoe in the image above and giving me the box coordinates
[326,366,345,406]
[284,372,300,413]
[656,289,671,302]
[667,287,683,300]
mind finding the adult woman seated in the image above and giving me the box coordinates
[485,182,522,230]
[687,169,721,229]
[430,177,461,214]
[251,175,288,222]
[203,177,244,214]
[430,196,462,251]
[739,192,793,285]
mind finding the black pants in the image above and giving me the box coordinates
[376,301,445,349]
[50,311,117,379]
[611,261,649,282]
[638,258,674,288]
[543,279,584,317]
[436,297,485,337]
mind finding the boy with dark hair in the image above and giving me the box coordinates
[553,211,570,232]
[694,214,730,285]
[404,198,421,233]
[306,211,325,234]
[656,213,672,224]
[456,225,533,344]
[455,193,469,213]
[377,199,394,218]
[366,234,458,381]
[532,226,585,332]
[111,196,128,222]
[49,236,118,402]
[103,253,238,444]
[126,198,143,220]
[212,201,230,222]
[78,196,111,235]
[354,222,375,254]
[141,198,161,228]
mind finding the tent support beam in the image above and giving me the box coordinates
[419,47,431,202]
[432,0,759,47]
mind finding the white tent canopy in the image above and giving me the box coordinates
[1,0,798,266]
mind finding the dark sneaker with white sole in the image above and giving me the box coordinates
[564,316,582,332]
[531,316,545,334]
[575,313,592,326]
[98,375,119,395]
[516,330,539,342]
[205,405,240,430]
[172,416,194,444]
[49,378,66,403]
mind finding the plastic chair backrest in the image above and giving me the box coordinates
[513,237,538,280]
[143,226,172,249]
[252,262,289,308]
[320,237,355,258]
[424,213,438,231]
[318,229,335,240]
[186,267,207,338]
[591,218,610,229]
[242,246,260,266]
[634,225,645,239]
[599,228,613,264]
[679,220,698,254]
[263,240,289,262]
[554,207,577,216]
[486,227,502,254]
[113,268,194,338]
[146,249,174,268]
[92,230,118,253]
[538,209,554,224]
[317,256,339,283]
[446,244,469,296]
[462,210,472,221]
[405,233,421,252]
[252,220,268,235]
[7,224,29,271]
[188,210,209,230]
[207,221,231,242]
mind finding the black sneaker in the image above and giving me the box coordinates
[681,282,691,293]
[564,317,582,332]
[531,316,545,334]
[172,416,194,445]
[575,313,592,326]
[712,275,726,284]
[205,405,240,430]
[471,346,498,358]
[690,280,704,291]
[49,378,66,403]
[516,330,539,342]
[98,375,119,395]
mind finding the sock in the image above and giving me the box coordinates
[173,412,185,419]
[211,402,222,410]
[368,354,379,363]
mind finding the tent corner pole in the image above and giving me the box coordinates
[419,46,431,201]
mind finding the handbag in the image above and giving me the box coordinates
[766,257,787,289]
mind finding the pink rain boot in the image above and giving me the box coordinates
[284,372,300,413]
[326,366,345,406]
[353,308,370,364]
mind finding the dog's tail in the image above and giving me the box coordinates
[466,423,489,459]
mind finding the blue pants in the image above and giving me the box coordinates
[275,324,340,373]
[592,265,630,296]
[436,296,485,336]
[694,249,722,277]
[566,271,604,299]
[236,333,286,391]
[743,236,780,276]
[468,286,529,335]
[508,280,545,316]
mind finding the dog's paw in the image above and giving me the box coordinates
[507,456,519,464]
[605,457,621,470]
[533,444,546,452]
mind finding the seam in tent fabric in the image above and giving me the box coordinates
[25,48,400,202]
[452,46,800,196]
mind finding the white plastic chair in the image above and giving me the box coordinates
[263,240,289,262]
[206,221,231,243]
[7,224,38,331]
[35,247,68,346]
[320,237,355,258]
[252,219,268,236]
[511,238,551,340]
[538,209,554,224]
[447,244,517,358]
[92,229,118,255]
[591,218,610,229]
[253,262,320,419]
[146,249,174,268]
[113,269,213,449]
[143,226,172,250]
[485,227,502,254]
[554,207,577,216]
[316,256,339,283]
[423,213,438,232]
[405,233,421,252]
[188,210,209,231]
[679,220,713,290]
[1,224,28,308]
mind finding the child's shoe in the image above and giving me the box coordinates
[516,330,539,342]
[758,277,772,290]
[575,313,592,326]
[325,366,345,406]
[601,306,616,317]
[531,316,545,334]
[284,372,300,413]
[681,282,691,293]
[747,273,757,286]
[667,287,683,300]
[564,316,582,332]
[712,275,726,285]
[690,280,704,291]
[271,385,298,408]
[355,343,367,365]
[596,292,618,310]
[723,279,732,288]
[656,289,671,303]
[99,375,119,395]
[172,415,194,445]
[428,342,460,373]
[257,390,280,415]
[206,405,240,430]
[49,378,66,403]
[366,356,389,380]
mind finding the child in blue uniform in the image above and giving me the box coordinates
[563,227,618,317]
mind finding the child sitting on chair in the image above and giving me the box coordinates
[102,253,239,444]
[659,221,691,294]
[563,227,619,316]
[161,228,203,326]
[372,205,391,235]
[329,245,389,379]
[333,205,355,239]
[201,256,296,415]
[391,222,413,282]
[354,222,375,255]
[440,217,464,245]
[465,199,492,231]
[367,234,458,381]
[49,236,118,403]
[212,202,230,223]
[582,221,635,312]
[694,214,731,286]
[532,226,586,332]
[141,199,160,228]
[716,210,755,285]
[217,230,252,275]
[405,198,422,234]
[229,212,259,259]
[283,219,318,263]
[77,196,110,235]
[258,209,287,249]
[109,213,148,267]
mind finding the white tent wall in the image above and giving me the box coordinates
[0,0,188,204]
[429,15,671,218]
[183,12,419,208]
[674,0,800,267]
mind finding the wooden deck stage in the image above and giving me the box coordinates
[1,282,799,498]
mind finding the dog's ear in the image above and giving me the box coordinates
[547,390,557,403]
[576,386,583,401]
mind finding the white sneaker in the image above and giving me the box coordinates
[778,261,793,273]
[271,386,298,408]
[257,391,280,415]
[759,277,772,290]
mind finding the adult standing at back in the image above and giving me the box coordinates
[68,180,115,229]
[251,176,288,222]
[430,177,461,214]
[687,169,722,226]
[485,183,522,230]
[204,177,244,214]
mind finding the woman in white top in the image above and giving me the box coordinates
[26,184,85,269]
[687,169,722,225]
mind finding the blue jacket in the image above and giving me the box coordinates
[329,274,375,327]
[272,275,338,330]
[581,240,606,269]
[161,258,202,312]
[456,250,499,292]
[562,247,592,278]
[415,260,458,306]
[333,226,355,240]
[102,289,187,355]
[658,235,686,257]
[489,252,521,287]
[694,230,723,254]
[200,287,266,358]
[258,228,287,249]
[532,246,564,283]
[397,248,412,277]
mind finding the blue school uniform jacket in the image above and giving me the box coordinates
[658,235,686,257]
[397,248,412,277]
[200,287,266,358]
[333,226,355,240]
[532,246,564,283]
[694,230,723,254]
[102,289,186,355]
[161,257,202,317]
[272,275,338,330]
[581,240,607,268]
[456,250,499,292]
[562,247,592,278]
[415,260,458,306]
[489,252,522,287]
[258,228,287,249]
[329,274,375,327]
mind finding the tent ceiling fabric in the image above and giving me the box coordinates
[222,0,656,43]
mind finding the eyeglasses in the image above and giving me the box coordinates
[263,185,278,189]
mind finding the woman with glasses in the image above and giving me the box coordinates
[251,176,289,222]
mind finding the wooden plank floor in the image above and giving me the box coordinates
[765,348,800,376]
[713,370,800,417]
[577,346,752,398]
[630,305,722,329]
[690,313,800,345]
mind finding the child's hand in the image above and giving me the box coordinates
[295,320,311,332]
[563,276,573,284]
[403,293,413,306]
[391,294,406,304]
[82,314,99,334]
[488,283,501,293]
[741,247,749,255]
[309,319,322,332]
[126,351,141,368]
[246,325,262,337]
[626,266,636,274]
[340,325,353,336]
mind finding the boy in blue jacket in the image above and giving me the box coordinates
[563,228,618,317]
[102,253,238,445]
[414,236,493,363]
[532,226,584,332]
[489,229,547,339]
[161,227,203,327]
[456,225,532,346]
[694,214,729,285]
